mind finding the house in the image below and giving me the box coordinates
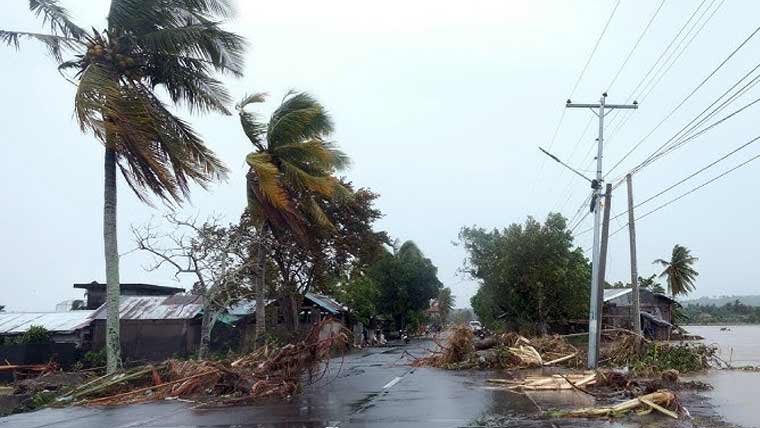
[74,281,185,309]
[0,310,95,347]
[603,288,679,339]
[90,294,204,361]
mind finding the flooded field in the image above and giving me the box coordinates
[687,325,760,428]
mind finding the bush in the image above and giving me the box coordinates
[17,326,51,345]
[82,348,107,368]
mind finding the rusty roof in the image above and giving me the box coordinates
[92,295,203,320]
[0,311,95,334]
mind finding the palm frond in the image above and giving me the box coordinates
[146,57,232,114]
[0,30,80,62]
[236,93,268,150]
[137,19,246,76]
[280,160,336,196]
[268,92,334,148]
[108,0,235,34]
[304,197,335,230]
[29,0,86,39]
[246,153,289,210]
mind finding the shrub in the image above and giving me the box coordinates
[17,325,51,345]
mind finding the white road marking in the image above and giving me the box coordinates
[383,376,403,389]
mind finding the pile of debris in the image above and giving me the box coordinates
[601,332,719,374]
[54,319,348,407]
[413,328,579,370]
[412,325,476,369]
[551,389,682,419]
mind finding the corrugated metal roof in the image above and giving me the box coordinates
[227,299,276,316]
[0,311,95,334]
[92,295,203,320]
[603,288,632,302]
[305,292,345,315]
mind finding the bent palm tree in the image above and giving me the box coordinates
[237,91,350,341]
[2,0,245,372]
[654,244,699,297]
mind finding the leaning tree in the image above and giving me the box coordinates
[654,244,699,297]
[237,91,350,339]
[1,0,245,372]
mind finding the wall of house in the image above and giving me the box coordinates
[92,319,201,361]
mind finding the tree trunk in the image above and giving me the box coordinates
[104,147,122,373]
[198,309,216,359]
[253,225,267,346]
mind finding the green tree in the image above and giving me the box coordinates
[371,241,442,330]
[2,1,244,372]
[238,91,350,339]
[461,213,590,333]
[437,287,455,324]
[654,244,699,297]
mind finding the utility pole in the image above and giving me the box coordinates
[566,93,637,369]
[595,183,613,364]
[626,174,642,340]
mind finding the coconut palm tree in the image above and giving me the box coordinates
[237,91,350,341]
[437,287,455,324]
[2,0,245,372]
[654,244,699,297]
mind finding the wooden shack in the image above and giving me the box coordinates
[603,288,678,339]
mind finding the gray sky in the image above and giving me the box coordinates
[2,1,760,311]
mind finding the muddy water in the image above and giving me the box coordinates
[687,325,760,428]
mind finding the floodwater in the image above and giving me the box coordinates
[688,325,760,428]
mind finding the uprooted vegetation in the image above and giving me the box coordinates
[3,320,348,411]
[415,326,718,375]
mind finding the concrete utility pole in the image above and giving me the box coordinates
[626,174,642,339]
[595,183,613,365]
[566,93,637,369]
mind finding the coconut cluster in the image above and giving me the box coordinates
[84,33,144,80]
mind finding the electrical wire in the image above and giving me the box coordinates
[607,0,667,92]
[605,24,760,179]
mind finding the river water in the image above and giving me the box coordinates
[687,325,760,428]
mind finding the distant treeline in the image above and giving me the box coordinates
[683,300,760,324]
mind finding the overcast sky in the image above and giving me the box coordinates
[2,1,760,311]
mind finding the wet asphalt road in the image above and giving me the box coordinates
[0,340,591,428]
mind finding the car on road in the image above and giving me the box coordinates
[468,320,483,333]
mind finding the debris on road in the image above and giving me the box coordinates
[487,372,597,391]
[53,319,349,407]
[549,389,683,419]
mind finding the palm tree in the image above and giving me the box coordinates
[654,244,699,297]
[237,91,350,341]
[437,287,455,324]
[2,0,245,372]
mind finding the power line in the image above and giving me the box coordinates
[599,0,714,142]
[605,24,760,179]
[569,0,622,98]
[607,0,667,92]
[637,0,723,102]
[604,0,725,146]
[631,83,760,175]
[594,149,760,243]
[611,134,760,223]
[636,151,760,221]
[537,0,622,190]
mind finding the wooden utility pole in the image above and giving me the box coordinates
[594,183,613,364]
[626,174,642,338]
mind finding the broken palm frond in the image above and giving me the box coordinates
[412,325,476,368]
[414,329,580,370]
[0,363,57,374]
[57,319,348,407]
[602,334,718,374]
[549,389,682,419]
[488,372,597,391]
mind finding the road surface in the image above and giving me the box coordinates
[0,339,598,428]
